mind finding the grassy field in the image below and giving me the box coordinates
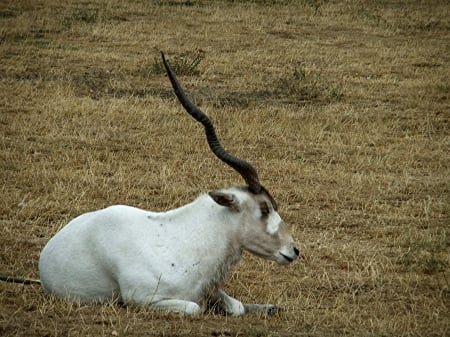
[1,0,449,336]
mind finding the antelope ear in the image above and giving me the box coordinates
[208,191,240,211]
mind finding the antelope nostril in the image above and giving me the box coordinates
[293,247,299,256]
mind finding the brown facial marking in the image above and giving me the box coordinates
[259,201,270,219]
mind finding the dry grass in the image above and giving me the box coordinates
[1,0,449,336]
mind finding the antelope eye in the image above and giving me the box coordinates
[260,202,270,217]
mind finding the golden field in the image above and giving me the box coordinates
[0,0,449,336]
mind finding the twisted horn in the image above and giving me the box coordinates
[161,52,262,194]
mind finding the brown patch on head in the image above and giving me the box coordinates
[259,200,270,219]
[239,185,278,211]
[258,186,278,211]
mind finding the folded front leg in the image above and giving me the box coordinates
[209,289,245,316]
[209,289,282,316]
[151,299,202,315]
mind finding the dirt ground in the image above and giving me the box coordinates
[1,0,449,336]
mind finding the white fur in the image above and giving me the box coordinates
[39,186,298,315]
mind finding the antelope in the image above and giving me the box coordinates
[35,53,300,315]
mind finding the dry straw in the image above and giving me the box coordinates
[1,0,449,336]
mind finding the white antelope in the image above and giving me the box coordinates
[37,53,299,315]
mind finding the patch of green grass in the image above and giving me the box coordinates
[62,7,100,29]
[397,235,449,275]
[224,0,294,5]
[352,2,449,33]
[272,63,342,104]
[69,70,127,99]
[156,0,203,7]
[301,0,330,15]
[148,49,206,77]
[0,10,16,18]
[0,32,28,44]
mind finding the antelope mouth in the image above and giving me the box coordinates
[280,253,295,263]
